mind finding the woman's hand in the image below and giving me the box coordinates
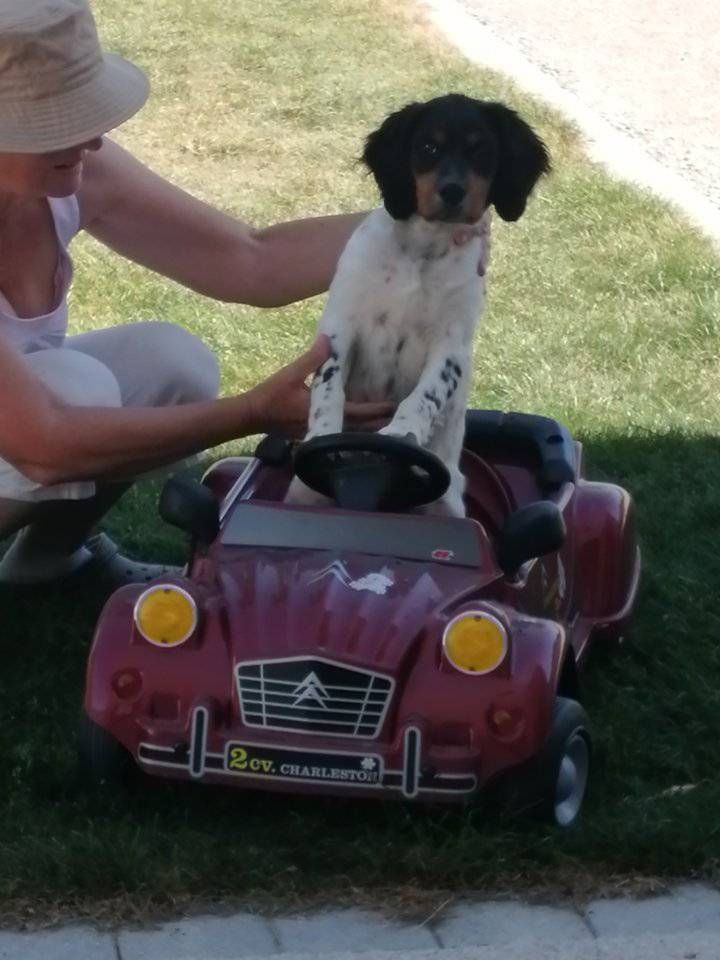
[245,335,394,438]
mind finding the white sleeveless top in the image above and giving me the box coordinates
[0,195,79,354]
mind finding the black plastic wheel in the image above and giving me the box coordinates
[498,697,592,828]
[78,712,132,787]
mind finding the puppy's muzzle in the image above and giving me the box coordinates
[438,181,466,207]
[436,177,468,220]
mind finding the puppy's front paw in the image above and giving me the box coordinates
[285,476,331,507]
[379,424,418,444]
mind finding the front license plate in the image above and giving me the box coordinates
[225,742,383,786]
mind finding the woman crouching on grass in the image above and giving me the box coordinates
[0,0,388,590]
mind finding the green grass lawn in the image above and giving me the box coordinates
[2,0,720,924]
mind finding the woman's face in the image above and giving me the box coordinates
[0,137,103,198]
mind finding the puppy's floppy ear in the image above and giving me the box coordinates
[483,103,551,222]
[362,102,426,220]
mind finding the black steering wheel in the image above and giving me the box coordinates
[293,432,450,512]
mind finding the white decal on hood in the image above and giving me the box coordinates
[309,560,394,595]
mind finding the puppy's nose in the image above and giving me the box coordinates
[438,182,466,207]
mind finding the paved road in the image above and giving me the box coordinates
[423,0,720,243]
[457,0,720,212]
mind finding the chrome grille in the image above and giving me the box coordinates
[236,657,394,738]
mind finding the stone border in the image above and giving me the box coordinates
[3,884,720,960]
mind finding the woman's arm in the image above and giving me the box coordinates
[0,337,389,485]
[79,139,366,307]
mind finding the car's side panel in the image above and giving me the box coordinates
[84,581,236,761]
[395,609,567,786]
[573,480,640,634]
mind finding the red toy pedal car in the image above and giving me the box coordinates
[81,411,640,827]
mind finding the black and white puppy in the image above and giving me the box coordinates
[288,93,550,515]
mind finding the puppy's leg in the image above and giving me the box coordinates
[383,347,470,516]
[425,406,467,518]
[306,337,349,439]
[380,345,468,448]
[286,312,355,506]
[423,474,465,518]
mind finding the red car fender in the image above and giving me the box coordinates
[394,611,566,784]
[85,586,140,720]
[85,580,231,756]
[573,481,640,622]
[495,612,568,768]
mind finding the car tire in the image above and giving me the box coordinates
[498,696,592,828]
[78,712,132,787]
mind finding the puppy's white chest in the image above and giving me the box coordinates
[344,269,429,399]
[349,261,479,400]
[325,209,484,402]
[347,322,426,403]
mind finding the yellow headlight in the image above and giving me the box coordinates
[133,585,197,648]
[443,611,507,675]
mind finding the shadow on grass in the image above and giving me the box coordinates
[1,433,719,911]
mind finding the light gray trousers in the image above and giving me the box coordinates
[0,321,220,539]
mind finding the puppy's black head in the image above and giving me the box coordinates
[362,93,550,222]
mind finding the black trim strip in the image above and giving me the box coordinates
[402,727,421,799]
[190,707,208,779]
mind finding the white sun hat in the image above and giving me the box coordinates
[0,0,149,153]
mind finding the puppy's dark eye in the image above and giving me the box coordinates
[420,140,439,157]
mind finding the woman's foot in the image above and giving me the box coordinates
[0,530,180,590]
[74,532,182,589]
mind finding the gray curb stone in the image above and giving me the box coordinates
[0,924,116,960]
[586,882,720,937]
[272,909,438,953]
[5,889,720,959]
[597,932,720,960]
[242,948,597,960]
[434,901,592,948]
[117,913,278,960]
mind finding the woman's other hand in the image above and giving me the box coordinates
[245,335,394,438]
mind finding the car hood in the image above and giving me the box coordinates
[213,547,498,673]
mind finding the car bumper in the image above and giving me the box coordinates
[135,706,480,802]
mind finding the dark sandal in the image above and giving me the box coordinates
[66,533,181,591]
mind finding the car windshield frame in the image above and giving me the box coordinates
[220,502,483,567]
